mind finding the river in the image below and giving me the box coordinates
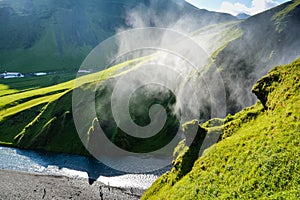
[0,146,170,189]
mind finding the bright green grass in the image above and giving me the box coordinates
[0,55,154,154]
[0,84,19,97]
[0,56,150,119]
[142,58,300,199]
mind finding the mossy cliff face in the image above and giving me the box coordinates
[86,77,180,154]
[12,91,89,155]
[142,58,300,199]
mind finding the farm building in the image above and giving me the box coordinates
[33,72,47,76]
[0,72,24,79]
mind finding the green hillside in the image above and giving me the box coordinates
[0,0,140,73]
[142,58,300,199]
[0,17,242,155]
[0,2,243,155]
[177,0,300,116]
[0,57,150,154]
[214,0,300,113]
[0,0,299,157]
[0,2,298,199]
[0,0,236,73]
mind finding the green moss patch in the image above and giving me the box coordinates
[143,58,300,199]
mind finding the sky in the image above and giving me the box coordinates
[185,0,291,16]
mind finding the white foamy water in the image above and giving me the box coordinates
[0,146,170,189]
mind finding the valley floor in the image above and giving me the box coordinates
[0,169,144,200]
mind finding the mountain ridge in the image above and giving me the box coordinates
[0,0,236,73]
[212,0,300,113]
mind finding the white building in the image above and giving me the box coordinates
[78,69,92,74]
[0,72,24,79]
[33,72,47,76]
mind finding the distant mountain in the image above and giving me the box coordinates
[0,0,236,73]
[236,12,251,19]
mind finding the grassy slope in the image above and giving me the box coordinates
[0,0,236,73]
[1,0,298,159]
[142,58,300,199]
[0,0,137,72]
[272,0,300,32]
[0,15,241,154]
[0,73,76,95]
[0,57,149,153]
[213,0,300,113]
[191,21,242,58]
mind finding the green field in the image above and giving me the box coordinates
[0,73,76,96]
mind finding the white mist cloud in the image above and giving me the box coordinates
[218,0,280,16]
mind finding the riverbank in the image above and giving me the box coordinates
[0,169,145,200]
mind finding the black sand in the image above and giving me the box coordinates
[0,170,144,200]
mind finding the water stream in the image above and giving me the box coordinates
[0,146,170,189]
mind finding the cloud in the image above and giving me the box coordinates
[218,0,280,16]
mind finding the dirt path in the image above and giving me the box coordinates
[0,170,144,200]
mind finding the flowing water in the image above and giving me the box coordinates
[0,146,170,189]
